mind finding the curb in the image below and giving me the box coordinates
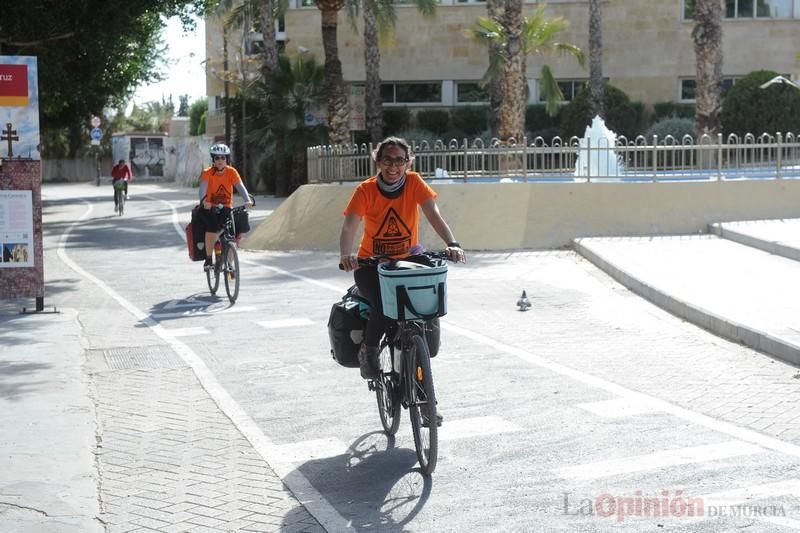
[572,237,800,367]
[710,222,800,262]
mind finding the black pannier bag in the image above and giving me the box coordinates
[424,317,440,358]
[233,210,250,234]
[327,286,368,368]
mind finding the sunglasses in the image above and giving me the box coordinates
[378,156,409,167]
[213,155,227,161]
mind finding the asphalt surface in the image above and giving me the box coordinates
[2,182,800,532]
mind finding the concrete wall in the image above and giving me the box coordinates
[243,180,800,251]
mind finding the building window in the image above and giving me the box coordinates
[381,82,442,104]
[680,77,739,101]
[684,0,793,19]
[456,82,488,103]
[538,80,585,103]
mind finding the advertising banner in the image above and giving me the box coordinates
[0,56,43,305]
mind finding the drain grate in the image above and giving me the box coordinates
[100,345,186,370]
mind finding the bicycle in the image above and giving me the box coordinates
[206,194,255,304]
[342,251,450,475]
[113,180,127,216]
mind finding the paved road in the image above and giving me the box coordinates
[2,182,800,532]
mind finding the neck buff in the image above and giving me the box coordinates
[377,172,406,198]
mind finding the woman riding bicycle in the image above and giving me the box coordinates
[339,136,465,380]
[198,143,253,271]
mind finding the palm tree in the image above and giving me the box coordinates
[248,53,327,195]
[315,0,350,145]
[352,0,436,143]
[588,0,603,118]
[692,0,723,138]
[467,3,584,143]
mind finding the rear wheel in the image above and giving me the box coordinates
[375,345,401,435]
[223,244,240,303]
[407,334,438,475]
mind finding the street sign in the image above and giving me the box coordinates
[91,127,102,146]
[90,116,102,128]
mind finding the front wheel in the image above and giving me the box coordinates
[206,249,220,295]
[407,334,438,475]
[223,244,240,303]
[375,345,401,435]
[117,190,125,216]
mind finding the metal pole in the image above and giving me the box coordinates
[95,146,100,186]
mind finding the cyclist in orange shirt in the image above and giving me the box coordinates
[339,136,465,379]
[197,143,253,271]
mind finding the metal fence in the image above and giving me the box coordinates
[307,132,800,183]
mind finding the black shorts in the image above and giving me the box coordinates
[197,206,230,233]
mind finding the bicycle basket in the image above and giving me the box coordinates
[378,259,447,321]
[233,210,250,234]
[112,180,127,191]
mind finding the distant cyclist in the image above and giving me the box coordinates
[197,143,253,271]
[111,159,133,212]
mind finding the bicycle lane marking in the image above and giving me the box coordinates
[61,199,354,533]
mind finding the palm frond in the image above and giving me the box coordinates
[538,64,563,116]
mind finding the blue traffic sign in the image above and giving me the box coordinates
[90,127,103,140]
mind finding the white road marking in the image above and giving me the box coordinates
[257,318,314,329]
[151,305,256,320]
[443,323,800,460]
[557,440,764,480]
[160,327,209,337]
[700,479,800,506]
[577,398,662,418]
[62,198,354,533]
[438,415,523,441]
[266,438,347,463]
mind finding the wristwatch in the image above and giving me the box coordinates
[447,241,461,248]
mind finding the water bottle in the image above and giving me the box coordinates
[214,241,221,259]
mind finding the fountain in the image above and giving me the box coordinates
[574,115,624,180]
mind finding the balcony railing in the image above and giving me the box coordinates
[307,132,800,183]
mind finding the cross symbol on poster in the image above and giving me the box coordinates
[1,122,19,157]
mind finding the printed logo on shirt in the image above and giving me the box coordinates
[372,208,411,255]
[210,185,231,206]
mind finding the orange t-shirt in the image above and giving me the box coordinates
[200,166,243,208]
[344,171,437,258]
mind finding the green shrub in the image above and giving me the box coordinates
[526,104,563,141]
[721,70,800,137]
[392,128,438,146]
[652,102,695,121]
[644,118,695,141]
[450,107,488,136]
[415,110,450,135]
[383,108,412,136]
[559,83,645,140]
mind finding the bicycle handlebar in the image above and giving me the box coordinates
[338,250,452,270]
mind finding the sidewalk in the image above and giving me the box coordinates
[0,298,326,533]
[0,304,101,532]
[574,218,800,367]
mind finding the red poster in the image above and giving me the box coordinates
[0,64,29,106]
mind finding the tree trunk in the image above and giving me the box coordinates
[363,4,384,144]
[259,1,288,195]
[588,0,604,118]
[321,9,350,145]
[692,0,723,139]
[486,0,504,138]
[260,0,279,77]
[498,0,524,143]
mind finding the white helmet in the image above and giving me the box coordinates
[210,143,231,157]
